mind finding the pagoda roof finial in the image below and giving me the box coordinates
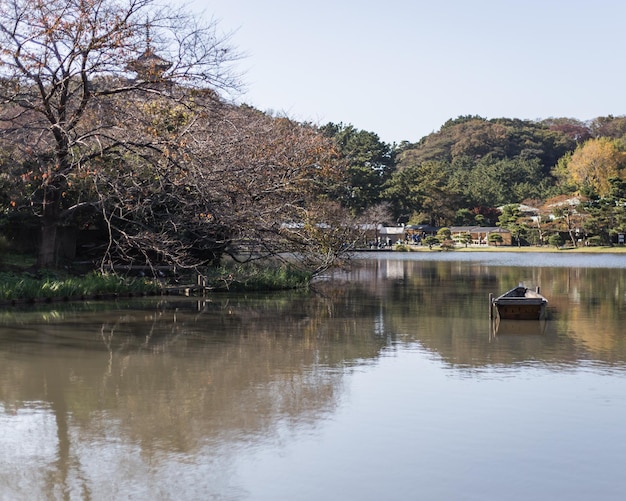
[127,19,172,80]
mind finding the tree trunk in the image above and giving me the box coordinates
[38,220,59,267]
[535,219,544,245]
[565,213,577,247]
[37,189,62,268]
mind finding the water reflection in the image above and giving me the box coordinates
[0,254,625,499]
[0,293,390,499]
[325,255,626,369]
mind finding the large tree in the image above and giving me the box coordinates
[320,123,396,214]
[0,0,240,266]
[144,103,348,274]
[384,161,459,226]
[560,138,626,197]
[580,178,626,245]
[497,204,526,247]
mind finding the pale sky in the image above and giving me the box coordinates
[183,0,625,144]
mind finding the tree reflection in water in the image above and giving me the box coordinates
[0,254,625,499]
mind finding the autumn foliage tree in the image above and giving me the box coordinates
[120,101,349,274]
[557,138,626,197]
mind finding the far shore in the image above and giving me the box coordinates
[361,245,626,254]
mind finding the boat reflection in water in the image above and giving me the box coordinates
[2,254,626,501]
[491,317,549,338]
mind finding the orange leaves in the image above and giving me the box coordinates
[566,138,626,196]
[20,171,35,182]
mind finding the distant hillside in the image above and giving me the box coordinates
[385,115,626,213]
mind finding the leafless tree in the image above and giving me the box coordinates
[0,0,241,266]
[94,97,354,274]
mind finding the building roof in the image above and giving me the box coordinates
[405,224,438,232]
[379,226,405,235]
[450,226,510,233]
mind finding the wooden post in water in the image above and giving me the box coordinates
[489,293,494,320]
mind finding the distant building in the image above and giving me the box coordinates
[378,225,405,244]
[449,226,512,246]
[405,224,439,236]
[126,23,172,83]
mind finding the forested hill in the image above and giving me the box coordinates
[399,116,577,169]
[375,115,626,224]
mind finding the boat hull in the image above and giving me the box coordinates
[494,302,546,320]
[492,286,548,320]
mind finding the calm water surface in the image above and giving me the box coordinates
[1,252,626,500]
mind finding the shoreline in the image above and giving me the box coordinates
[358,245,626,254]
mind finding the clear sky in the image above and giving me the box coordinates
[183,0,625,144]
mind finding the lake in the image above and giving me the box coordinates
[1,251,626,500]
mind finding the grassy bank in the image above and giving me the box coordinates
[0,256,312,303]
[203,263,312,291]
[0,271,161,301]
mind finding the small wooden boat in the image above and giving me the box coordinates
[491,285,548,320]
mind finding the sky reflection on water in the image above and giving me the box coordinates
[1,254,626,500]
[353,250,626,269]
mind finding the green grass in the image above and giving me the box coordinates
[203,263,312,291]
[0,259,311,301]
[0,271,161,300]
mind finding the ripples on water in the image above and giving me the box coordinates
[1,253,626,500]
